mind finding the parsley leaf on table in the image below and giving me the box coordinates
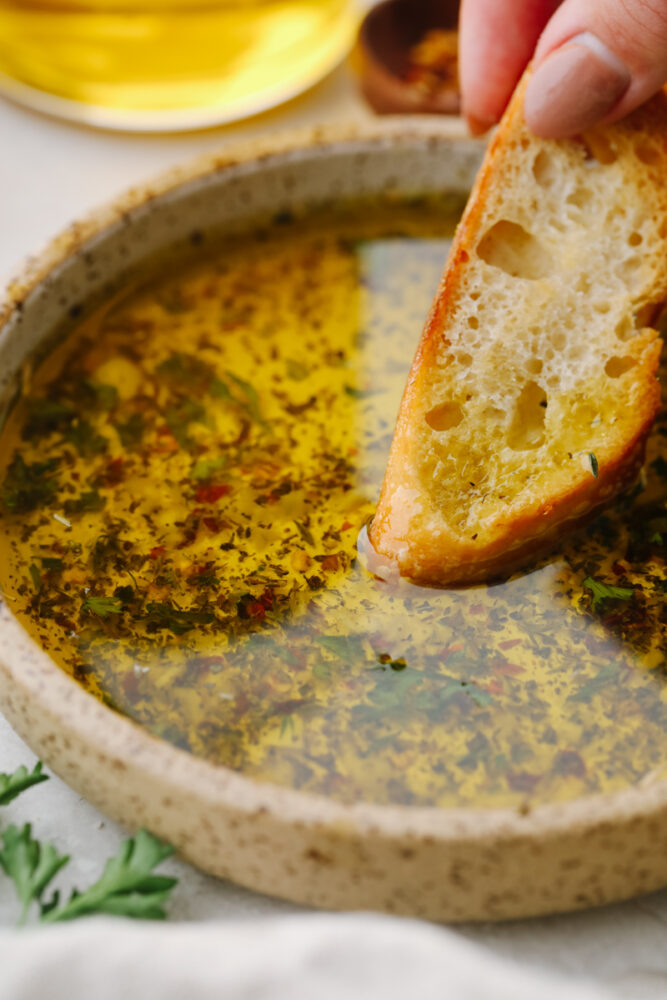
[0,824,69,924]
[0,762,49,806]
[40,829,177,924]
[0,762,178,925]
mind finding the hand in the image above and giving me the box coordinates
[459,0,667,137]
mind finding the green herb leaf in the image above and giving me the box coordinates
[115,413,145,450]
[316,634,368,662]
[312,662,331,681]
[209,377,232,401]
[40,829,176,924]
[0,762,48,806]
[41,557,64,572]
[583,576,635,612]
[82,595,123,617]
[22,399,75,440]
[1,455,59,513]
[344,385,374,400]
[28,564,42,593]
[83,381,119,412]
[191,456,227,481]
[567,664,617,703]
[286,359,308,381]
[588,452,599,478]
[64,419,108,457]
[0,824,69,925]
[64,490,106,516]
[225,371,266,428]
[156,352,212,388]
[143,601,216,635]
[165,400,207,448]
[294,520,315,546]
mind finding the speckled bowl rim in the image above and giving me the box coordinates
[1,121,666,918]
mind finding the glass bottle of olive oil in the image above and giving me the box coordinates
[0,0,356,130]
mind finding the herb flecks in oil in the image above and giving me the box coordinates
[2,196,667,813]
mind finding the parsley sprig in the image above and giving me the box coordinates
[0,761,177,925]
[583,576,635,612]
[0,762,48,806]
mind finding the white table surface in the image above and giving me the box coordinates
[2,48,667,1000]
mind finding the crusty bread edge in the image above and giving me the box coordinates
[370,71,665,586]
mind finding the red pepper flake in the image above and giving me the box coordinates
[187,655,225,679]
[150,546,165,560]
[104,457,125,486]
[485,679,504,696]
[203,516,220,533]
[611,562,627,576]
[490,658,525,677]
[320,554,340,573]
[507,771,541,794]
[54,615,77,632]
[235,692,250,716]
[258,588,274,608]
[340,521,354,531]
[195,484,231,504]
[196,655,225,668]
[274,698,310,715]
[247,602,266,619]
[583,635,616,657]
[498,639,522,651]
[553,750,586,778]
[123,672,139,697]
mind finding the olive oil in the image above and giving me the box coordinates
[0,0,355,128]
[2,196,667,812]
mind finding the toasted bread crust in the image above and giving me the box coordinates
[370,71,667,585]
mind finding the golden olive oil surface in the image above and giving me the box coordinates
[1,197,667,810]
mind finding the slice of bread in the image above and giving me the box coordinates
[370,70,667,586]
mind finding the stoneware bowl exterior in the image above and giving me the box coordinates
[1,123,667,922]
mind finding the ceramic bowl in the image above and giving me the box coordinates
[1,123,667,922]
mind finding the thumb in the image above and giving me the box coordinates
[524,0,667,137]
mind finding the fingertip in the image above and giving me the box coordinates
[523,38,630,139]
[466,114,496,137]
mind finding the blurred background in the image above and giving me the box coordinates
[0,0,461,130]
[0,0,465,279]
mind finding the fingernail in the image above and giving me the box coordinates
[467,114,495,137]
[524,32,631,138]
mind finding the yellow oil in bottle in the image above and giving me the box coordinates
[2,196,667,812]
[0,0,356,128]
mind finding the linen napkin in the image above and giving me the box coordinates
[0,912,613,1000]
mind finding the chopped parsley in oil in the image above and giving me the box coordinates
[583,576,635,612]
[82,596,124,617]
[1,456,59,513]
